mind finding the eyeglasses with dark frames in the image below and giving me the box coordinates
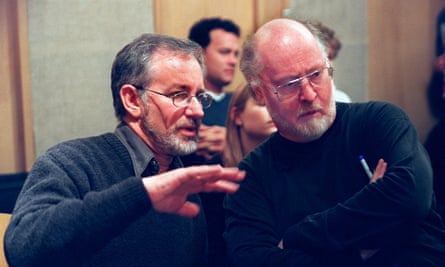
[132,85,213,109]
[269,66,334,100]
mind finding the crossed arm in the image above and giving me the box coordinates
[277,158,388,256]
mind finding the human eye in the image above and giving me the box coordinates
[219,48,234,55]
[276,78,300,96]
[285,78,302,89]
[308,69,324,84]
[171,91,189,102]
[286,78,302,87]
[310,69,322,78]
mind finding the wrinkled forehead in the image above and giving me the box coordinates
[149,51,205,86]
[255,20,325,78]
[151,50,202,73]
[256,19,314,44]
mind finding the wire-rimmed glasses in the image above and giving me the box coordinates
[269,66,334,100]
[133,85,213,109]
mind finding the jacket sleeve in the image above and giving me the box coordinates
[4,145,151,266]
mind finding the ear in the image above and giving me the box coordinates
[252,85,266,106]
[120,84,143,119]
[230,107,242,126]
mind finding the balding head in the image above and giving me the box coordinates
[239,18,335,143]
[240,18,327,86]
[256,18,315,47]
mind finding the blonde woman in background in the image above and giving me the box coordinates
[223,84,277,167]
[201,84,275,267]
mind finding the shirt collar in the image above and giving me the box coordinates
[206,91,226,102]
[115,123,154,178]
[114,123,183,177]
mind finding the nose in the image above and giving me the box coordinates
[229,53,238,65]
[298,79,317,101]
[185,97,204,118]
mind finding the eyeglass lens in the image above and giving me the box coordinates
[173,92,212,108]
[276,67,331,98]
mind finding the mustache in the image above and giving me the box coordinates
[296,103,323,117]
[177,119,201,129]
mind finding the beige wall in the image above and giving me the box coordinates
[1,0,287,171]
[286,0,368,102]
[27,0,155,157]
[289,0,441,142]
[1,0,441,171]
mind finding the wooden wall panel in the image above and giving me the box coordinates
[254,0,289,29]
[154,0,256,39]
[0,0,34,173]
[368,0,444,142]
[154,0,256,92]
[154,0,289,92]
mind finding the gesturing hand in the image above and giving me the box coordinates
[142,165,245,217]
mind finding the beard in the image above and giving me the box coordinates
[141,105,200,156]
[270,96,336,142]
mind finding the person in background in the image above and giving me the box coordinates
[183,17,241,267]
[310,19,352,103]
[425,7,445,220]
[4,33,245,267]
[222,84,277,167]
[184,17,241,164]
[224,18,445,266]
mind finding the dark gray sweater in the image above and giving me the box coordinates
[5,133,207,267]
[225,102,445,266]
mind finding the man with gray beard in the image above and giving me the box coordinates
[4,33,245,267]
[224,18,445,266]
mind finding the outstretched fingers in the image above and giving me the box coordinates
[143,165,245,217]
[201,179,241,194]
[186,165,245,194]
[176,201,201,218]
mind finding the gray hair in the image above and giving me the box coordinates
[239,34,262,87]
[111,33,205,121]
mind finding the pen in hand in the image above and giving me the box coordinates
[359,155,373,179]
[357,156,387,260]
[359,156,387,183]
